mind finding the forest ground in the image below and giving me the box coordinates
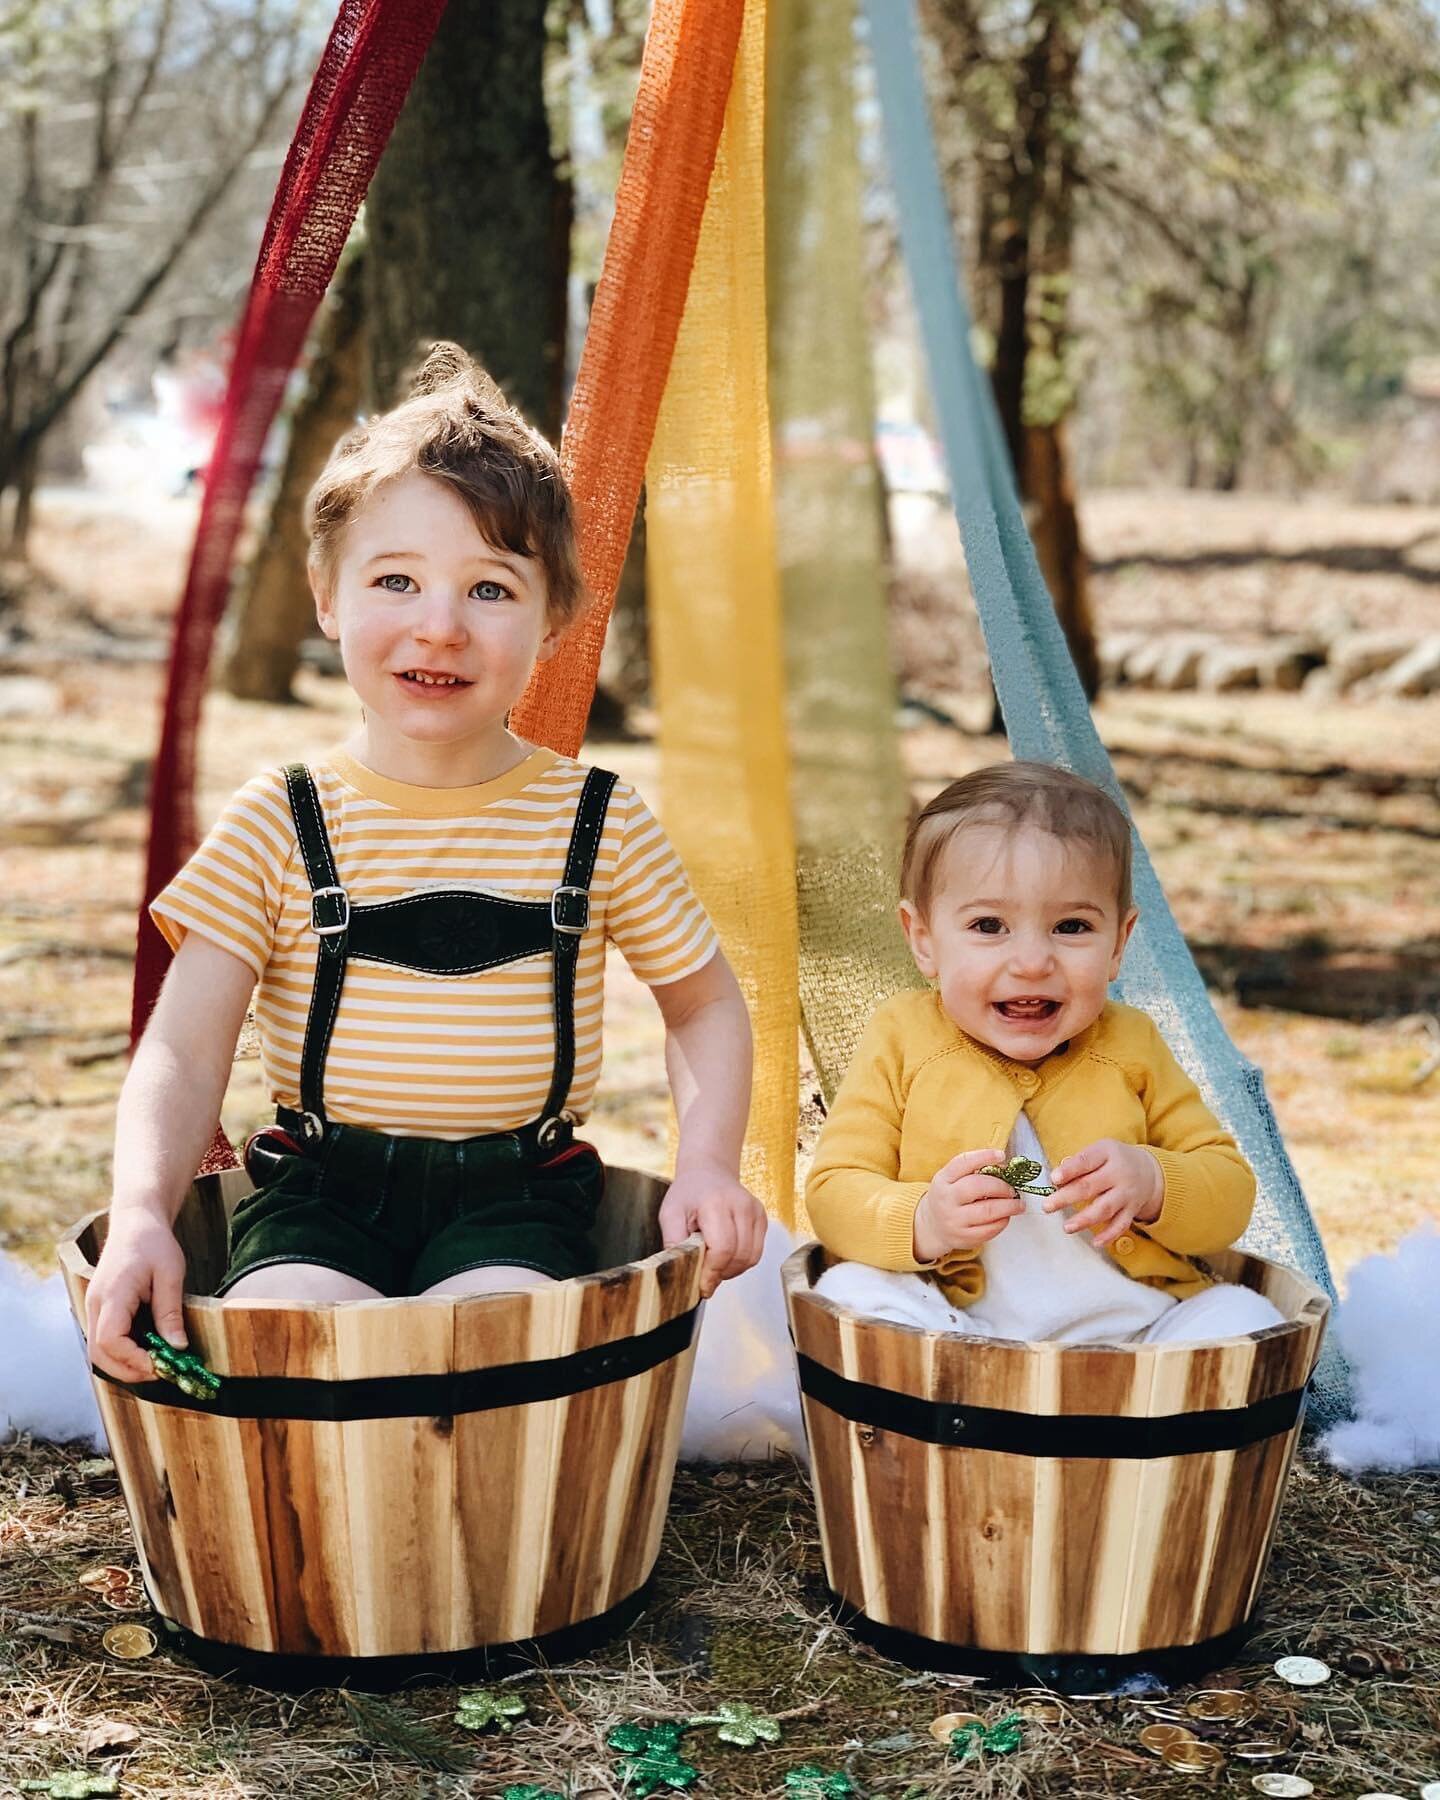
[0,485,1436,1798]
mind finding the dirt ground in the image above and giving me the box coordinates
[1,484,1437,1800]
[2,485,1435,1282]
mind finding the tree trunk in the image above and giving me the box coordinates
[222,249,368,701]
[3,436,40,559]
[363,0,570,434]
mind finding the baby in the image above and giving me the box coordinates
[806,762,1285,1343]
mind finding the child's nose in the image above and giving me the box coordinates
[1007,932,1055,975]
[413,593,467,642]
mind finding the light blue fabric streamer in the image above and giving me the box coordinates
[861,0,1348,1422]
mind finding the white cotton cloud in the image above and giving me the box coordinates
[1319,1223,1440,1475]
[0,1253,106,1451]
[681,1219,807,1464]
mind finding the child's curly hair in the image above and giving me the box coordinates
[305,342,586,625]
[901,762,1134,916]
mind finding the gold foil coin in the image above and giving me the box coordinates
[1018,1699,1064,1723]
[78,1565,133,1593]
[928,1712,986,1742]
[102,1623,157,1659]
[1250,1778,1313,1798]
[1186,1689,1253,1721]
[1140,1723,1196,1753]
[1272,1655,1330,1686]
[1162,1740,1225,1773]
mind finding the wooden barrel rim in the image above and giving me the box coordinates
[89,1303,699,1420]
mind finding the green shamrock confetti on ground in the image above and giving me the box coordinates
[21,1778,122,1798]
[502,1788,563,1800]
[784,1765,857,1799]
[607,1721,688,1755]
[948,1712,1023,1760]
[688,1701,782,1747]
[454,1687,528,1733]
[142,1331,222,1401]
[613,1746,699,1795]
[980,1157,1055,1197]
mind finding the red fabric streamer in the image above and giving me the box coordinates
[133,0,448,1052]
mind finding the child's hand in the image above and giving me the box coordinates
[1046,1139,1164,1246]
[85,1213,190,1385]
[658,1165,767,1298]
[912,1148,1026,1265]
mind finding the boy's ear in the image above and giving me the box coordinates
[535,616,565,664]
[898,899,938,980]
[310,564,339,640]
[1109,904,1139,978]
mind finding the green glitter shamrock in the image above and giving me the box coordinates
[980,1157,1055,1197]
[454,1687,528,1733]
[142,1331,222,1402]
[688,1701,782,1748]
[948,1713,1023,1761]
[607,1721,688,1756]
[613,1746,699,1795]
[21,1777,122,1798]
[784,1766,857,1800]
[502,1788,564,1800]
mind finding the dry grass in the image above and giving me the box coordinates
[2,1444,1437,1798]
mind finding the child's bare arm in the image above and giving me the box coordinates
[87,935,255,1383]
[649,949,766,1298]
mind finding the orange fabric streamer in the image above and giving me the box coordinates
[510,0,745,753]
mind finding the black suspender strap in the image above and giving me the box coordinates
[538,766,617,1147]
[283,764,349,1141]
[279,761,617,1151]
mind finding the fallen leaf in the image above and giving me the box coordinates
[82,1720,141,1756]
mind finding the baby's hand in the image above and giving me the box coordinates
[1046,1139,1164,1246]
[658,1164,767,1298]
[913,1148,1025,1265]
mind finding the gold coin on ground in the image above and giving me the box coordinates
[1187,1689,1254,1721]
[101,1590,145,1610]
[1250,1777,1313,1798]
[928,1712,986,1742]
[1273,1655,1330,1686]
[102,1623,157,1659]
[1018,1699,1065,1723]
[1140,1723,1196,1753]
[1162,1740,1225,1772]
[78,1566,132,1592]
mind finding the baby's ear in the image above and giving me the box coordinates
[898,899,938,980]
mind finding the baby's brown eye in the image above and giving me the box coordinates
[970,917,1004,934]
[1056,918,1092,934]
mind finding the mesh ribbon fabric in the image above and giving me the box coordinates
[647,0,802,1223]
[766,0,917,1104]
[134,0,449,1045]
[862,0,1349,1423]
[510,0,745,755]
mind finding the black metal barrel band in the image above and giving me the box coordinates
[96,1306,699,1420]
[796,1353,1305,1459]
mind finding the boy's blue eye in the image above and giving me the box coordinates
[473,580,507,601]
[377,572,413,593]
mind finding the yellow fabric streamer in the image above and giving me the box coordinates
[647,0,802,1226]
[767,0,918,1102]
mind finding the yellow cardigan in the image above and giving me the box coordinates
[805,991,1256,1305]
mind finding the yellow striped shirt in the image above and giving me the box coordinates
[150,746,717,1137]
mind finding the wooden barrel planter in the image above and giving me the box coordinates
[783,1243,1329,1691]
[59,1168,702,1691]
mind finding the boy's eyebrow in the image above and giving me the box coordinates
[361,549,526,575]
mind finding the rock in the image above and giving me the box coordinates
[1370,634,1440,697]
[1197,645,1263,691]
[1328,629,1417,689]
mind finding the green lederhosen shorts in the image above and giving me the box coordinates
[216,1124,605,1298]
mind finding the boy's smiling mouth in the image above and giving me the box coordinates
[397,668,472,688]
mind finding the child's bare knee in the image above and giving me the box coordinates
[224,1264,382,1302]
[418,1266,556,1298]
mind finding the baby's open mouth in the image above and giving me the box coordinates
[995,999,1060,1021]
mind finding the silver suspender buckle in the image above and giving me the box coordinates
[310,885,350,936]
[550,885,589,935]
